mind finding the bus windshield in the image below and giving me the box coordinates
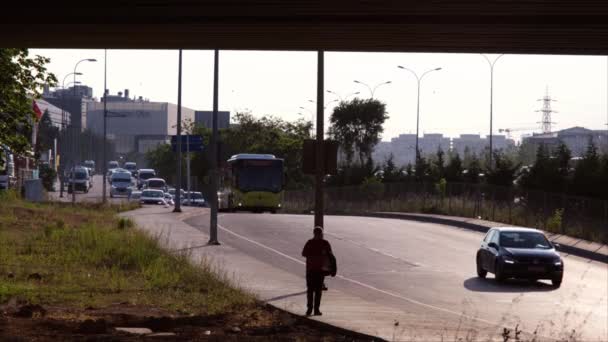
[236,160,283,193]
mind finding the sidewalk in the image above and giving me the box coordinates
[366,212,608,263]
[122,207,505,342]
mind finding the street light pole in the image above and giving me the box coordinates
[327,90,360,102]
[397,66,442,162]
[353,80,391,98]
[72,58,97,204]
[314,50,325,228]
[102,50,108,204]
[59,72,81,198]
[208,49,220,245]
[481,54,504,168]
[174,49,183,213]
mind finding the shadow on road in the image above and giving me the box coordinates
[265,291,307,303]
[463,277,557,293]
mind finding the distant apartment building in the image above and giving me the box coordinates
[373,133,514,167]
[523,126,608,157]
[43,85,93,132]
[86,89,195,154]
[195,110,231,130]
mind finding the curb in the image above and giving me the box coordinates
[263,304,386,342]
[359,212,608,264]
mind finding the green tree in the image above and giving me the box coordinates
[463,155,483,184]
[445,153,464,183]
[1,49,57,156]
[486,152,520,187]
[518,143,560,192]
[380,154,404,183]
[414,153,431,181]
[35,109,59,159]
[570,139,602,198]
[430,147,445,182]
[145,143,178,184]
[555,141,572,191]
[328,98,388,166]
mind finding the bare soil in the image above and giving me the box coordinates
[0,301,378,341]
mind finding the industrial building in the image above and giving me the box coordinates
[86,89,195,154]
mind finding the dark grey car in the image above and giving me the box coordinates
[476,227,564,287]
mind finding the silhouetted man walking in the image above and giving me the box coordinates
[302,226,335,316]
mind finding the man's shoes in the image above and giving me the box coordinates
[313,310,322,316]
[306,308,313,316]
[322,284,328,291]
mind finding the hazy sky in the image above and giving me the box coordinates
[32,49,608,142]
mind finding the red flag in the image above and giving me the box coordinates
[32,100,43,121]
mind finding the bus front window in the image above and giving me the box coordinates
[237,165,283,192]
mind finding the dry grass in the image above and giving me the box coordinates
[0,191,254,315]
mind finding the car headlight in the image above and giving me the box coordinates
[554,260,562,266]
[503,257,515,264]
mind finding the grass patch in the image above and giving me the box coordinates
[0,193,253,315]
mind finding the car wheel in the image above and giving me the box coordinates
[552,277,562,288]
[476,255,487,278]
[494,260,506,282]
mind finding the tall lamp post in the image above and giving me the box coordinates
[59,72,82,198]
[71,58,97,204]
[397,66,442,162]
[299,106,314,136]
[308,98,338,137]
[102,50,108,204]
[353,80,391,98]
[481,54,504,168]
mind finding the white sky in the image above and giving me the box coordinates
[32,49,608,142]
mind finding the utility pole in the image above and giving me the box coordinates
[173,49,183,213]
[481,54,504,168]
[102,49,108,204]
[208,49,220,245]
[186,132,191,203]
[314,51,325,228]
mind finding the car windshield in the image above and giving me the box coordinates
[139,172,155,180]
[112,174,131,182]
[125,163,136,170]
[74,171,87,180]
[109,162,118,168]
[142,191,163,198]
[84,162,94,168]
[500,232,552,249]
[189,193,203,199]
[148,180,165,188]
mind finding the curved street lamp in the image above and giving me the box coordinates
[481,54,504,167]
[353,80,391,98]
[326,90,361,101]
[71,58,97,204]
[397,66,442,162]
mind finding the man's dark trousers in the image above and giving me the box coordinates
[306,271,325,311]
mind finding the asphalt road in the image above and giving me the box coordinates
[185,213,608,341]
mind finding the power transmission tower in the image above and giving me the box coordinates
[535,86,557,134]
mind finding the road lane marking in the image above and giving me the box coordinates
[217,223,502,328]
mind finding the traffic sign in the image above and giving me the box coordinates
[171,135,203,144]
[170,135,204,152]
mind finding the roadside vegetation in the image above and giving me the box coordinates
[0,191,372,340]
[0,190,249,312]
